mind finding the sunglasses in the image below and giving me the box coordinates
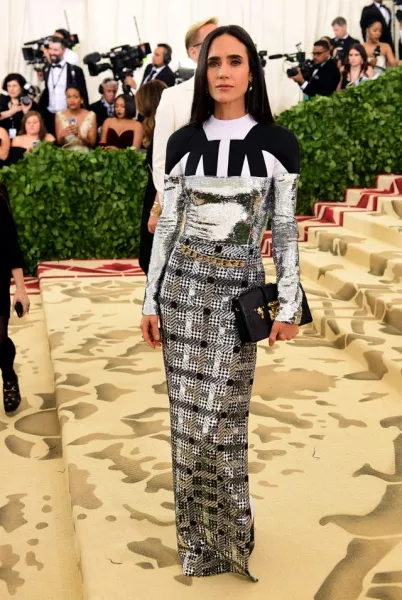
[312,50,327,56]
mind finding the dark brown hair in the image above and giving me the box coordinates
[19,110,48,140]
[344,44,370,77]
[190,25,274,126]
[135,80,167,147]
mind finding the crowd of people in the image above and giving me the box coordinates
[289,3,402,98]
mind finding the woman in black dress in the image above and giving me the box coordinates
[141,25,301,581]
[0,183,29,413]
[99,94,144,150]
[135,80,168,274]
[0,74,38,140]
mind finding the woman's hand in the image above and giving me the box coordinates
[21,101,33,115]
[62,125,76,137]
[148,214,160,233]
[12,288,30,317]
[140,315,161,349]
[268,321,299,347]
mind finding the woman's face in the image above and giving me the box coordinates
[115,98,126,118]
[7,80,22,98]
[25,115,40,136]
[207,34,251,107]
[66,88,82,110]
[349,49,363,67]
[368,22,382,43]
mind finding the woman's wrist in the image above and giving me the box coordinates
[150,202,162,217]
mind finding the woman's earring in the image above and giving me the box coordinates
[248,80,253,91]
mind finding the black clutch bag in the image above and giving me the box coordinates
[232,283,312,344]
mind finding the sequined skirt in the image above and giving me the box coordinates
[159,236,265,581]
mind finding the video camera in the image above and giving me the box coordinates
[83,43,151,92]
[269,43,314,79]
[22,33,79,75]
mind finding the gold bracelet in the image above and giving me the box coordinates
[150,203,162,217]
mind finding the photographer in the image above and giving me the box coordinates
[124,44,175,91]
[41,29,79,66]
[39,37,88,136]
[290,40,340,98]
[0,74,39,138]
[89,78,118,134]
[331,17,360,64]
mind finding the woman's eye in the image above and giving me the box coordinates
[208,61,219,67]
[232,60,241,66]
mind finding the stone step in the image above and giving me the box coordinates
[342,211,402,247]
[305,225,402,282]
[299,247,402,331]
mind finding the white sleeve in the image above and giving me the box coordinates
[152,88,175,206]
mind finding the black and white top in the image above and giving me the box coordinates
[143,114,302,323]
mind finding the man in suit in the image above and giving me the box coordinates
[125,44,176,91]
[151,17,218,210]
[331,17,360,64]
[360,1,394,51]
[89,78,118,137]
[39,37,89,136]
[290,40,340,98]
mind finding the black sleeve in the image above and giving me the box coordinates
[141,65,151,86]
[0,183,24,270]
[78,67,90,109]
[0,96,8,112]
[165,68,176,88]
[164,125,198,174]
[271,125,300,174]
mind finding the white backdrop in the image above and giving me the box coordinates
[0,0,383,113]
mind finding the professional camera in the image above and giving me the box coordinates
[83,43,151,92]
[333,38,347,63]
[22,33,79,75]
[19,84,37,105]
[174,67,195,85]
[269,43,314,79]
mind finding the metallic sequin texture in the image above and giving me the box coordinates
[142,172,301,582]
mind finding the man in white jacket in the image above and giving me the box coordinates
[150,17,218,223]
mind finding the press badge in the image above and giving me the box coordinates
[9,128,17,139]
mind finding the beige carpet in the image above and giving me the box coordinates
[0,294,82,599]
[1,174,402,599]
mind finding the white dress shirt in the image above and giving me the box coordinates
[48,60,68,113]
[374,1,391,25]
[64,48,79,66]
[143,64,166,84]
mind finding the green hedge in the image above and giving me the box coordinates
[277,66,402,214]
[0,144,148,275]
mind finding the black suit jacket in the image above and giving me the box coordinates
[140,64,175,88]
[89,99,112,130]
[360,3,394,50]
[302,59,341,98]
[39,63,89,112]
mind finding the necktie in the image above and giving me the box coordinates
[148,68,156,81]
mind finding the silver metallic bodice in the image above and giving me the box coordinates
[143,173,302,323]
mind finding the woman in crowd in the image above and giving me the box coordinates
[0,127,10,167]
[0,183,29,414]
[99,94,144,150]
[135,80,167,274]
[55,86,96,151]
[363,19,398,76]
[140,25,301,582]
[338,44,374,90]
[0,74,39,139]
[9,111,54,163]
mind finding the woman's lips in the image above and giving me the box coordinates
[216,85,233,90]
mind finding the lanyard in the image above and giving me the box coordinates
[50,64,67,91]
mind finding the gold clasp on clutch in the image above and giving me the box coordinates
[255,306,265,319]
[267,300,279,321]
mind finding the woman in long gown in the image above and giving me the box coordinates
[140,25,302,582]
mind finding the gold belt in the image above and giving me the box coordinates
[179,243,245,268]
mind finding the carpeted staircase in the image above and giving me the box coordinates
[1,176,402,600]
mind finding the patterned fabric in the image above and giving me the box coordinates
[160,237,265,580]
[142,118,302,581]
[57,111,96,152]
